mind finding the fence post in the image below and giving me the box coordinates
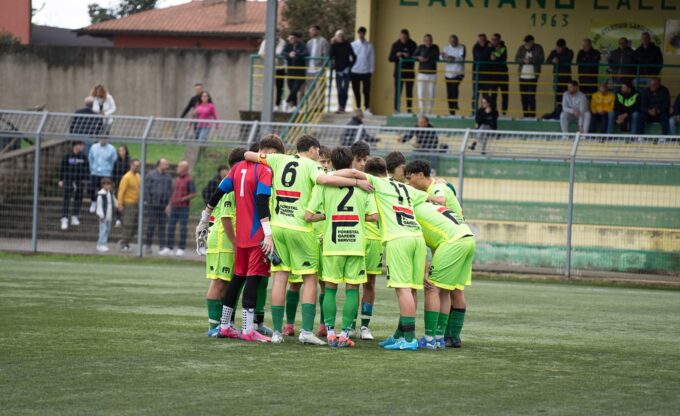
[565,132,581,277]
[327,67,333,112]
[396,59,403,114]
[552,63,559,112]
[472,62,479,113]
[246,120,260,148]
[136,116,154,257]
[248,54,256,113]
[30,111,49,253]
[353,125,364,145]
[457,128,470,206]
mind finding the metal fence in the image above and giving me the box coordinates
[1,109,678,279]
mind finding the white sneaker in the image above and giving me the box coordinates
[274,105,280,112]
[114,219,121,227]
[271,331,284,344]
[174,249,185,257]
[96,245,109,253]
[289,106,297,113]
[360,326,374,340]
[365,109,373,116]
[70,216,80,226]
[60,217,68,230]
[348,328,357,339]
[299,330,327,345]
[158,248,172,256]
[89,202,96,213]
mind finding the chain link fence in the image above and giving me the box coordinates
[1,110,678,279]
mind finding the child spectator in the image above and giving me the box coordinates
[95,177,117,253]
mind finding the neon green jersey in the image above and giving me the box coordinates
[307,183,377,256]
[206,193,235,253]
[427,180,464,223]
[365,174,428,242]
[259,153,324,232]
[364,213,381,241]
[414,202,473,250]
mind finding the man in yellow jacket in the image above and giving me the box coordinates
[590,83,615,134]
[117,159,141,252]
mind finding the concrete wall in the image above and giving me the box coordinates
[0,45,253,119]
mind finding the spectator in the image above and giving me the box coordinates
[440,34,466,116]
[259,36,287,112]
[670,93,680,136]
[401,115,439,150]
[635,32,663,83]
[87,139,117,214]
[413,34,440,115]
[58,141,89,230]
[70,96,102,139]
[515,35,544,118]
[95,177,117,253]
[91,84,116,134]
[112,144,130,227]
[283,31,309,111]
[560,80,591,134]
[473,34,493,108]
[341,109,376,146]
[545,38,574,118]
[608,37,635,86]
[180,83,204,118]
[388,29,417,113]
[470,95,499,154]
[202,164,228,205]
[351,26,375,115]
[576,38,601,98]
[145,159,173,255]
[194,91,218,142]
[330,30,356,114]
[640,78,671,135]
[167,161,197,257]
[117,159,141,252]
[614,81,641,134]
[489,33,509,115]
[590,83,616,134]
[307,24,330,111]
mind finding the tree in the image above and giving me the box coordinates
[88,0,158,24]
[282,0,356,41]
[0,31,21,46]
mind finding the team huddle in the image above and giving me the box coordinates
[195,134,475,350]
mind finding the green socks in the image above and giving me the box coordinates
[447,308,466,341]
[400,316,416,342]
[319,292,325,325]
[301,303,316,332]
[207,298,222,329]
[393,319,404,339]
[360,302,373,327]
[322,288,337,329]
[436,312,449,337]
[271,305,285,332]
[342,289,359,331]
[255,278,268,324]
[424,310,439,338]
[285,290,300,325]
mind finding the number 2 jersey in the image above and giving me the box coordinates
[258,153,324,232]
[307,183,377,256]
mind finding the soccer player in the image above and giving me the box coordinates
[412,201,475,349]
[244,135,373,345]
[316,145,332,337]
[385,151,407,183]
[204,148,242,337]
[305,147,378,347]
[334,158,443,351]
[197,135,285,342]
[404,159,467,348]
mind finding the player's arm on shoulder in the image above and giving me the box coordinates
[304,210,326,222]
[244,151,259,163]
[317,170,373,192]
[331,168,367,180]
[365,213,379,222]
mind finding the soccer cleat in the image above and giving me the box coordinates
[435,338,446,350]
[348,328,357,339]
[384,338,419,351]
[336,336,355,348]
[174,249,185,257]
[158,248,172,256]
[299,330,327,345]
[378,336,398,348]
[418,336,437,350]
[283,324,295,336]
[207,327,220,337]
[317,324,327,337]
[445,337,462,348]
[271,331,284,344]
[89,202,96,213]
[359,326,374,340]
[60,217,68,230]
[327,334,338,347]
[218,326,240,339]
[240,330,271,343]
[256,324,274,337]
[70,216,80,226]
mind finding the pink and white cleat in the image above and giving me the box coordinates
[240,330,271,343]
[218,326,240,339]
[317,324,328,337]
[283,324,296,336]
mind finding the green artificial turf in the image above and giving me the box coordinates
[1,254,679,415]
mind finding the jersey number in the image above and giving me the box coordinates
[281,162,298,187]
[441,209,460,225]
[389,181,412,206]
[337,187,354,212]
[239,168,247,197]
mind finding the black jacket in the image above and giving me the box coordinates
[489,43,508,75]
[202,174,222,205]
[282,41,309,76]
[576,48,601,76]
[388,39,417,78]
[144,169,173,207]
[180,95,201,118]
[615,89,641,115]
[69,107,102,136]
[641,86,671,115]
[546,48,574,75]
[413,44,440,74]
[635,43,663,76]
[59,151,89,182]
[473,41,493,79]
[608,47,636,78]
[401,124,439,150]
[475,107,499,130]
[112,157,130,187]
[330,41,356,72]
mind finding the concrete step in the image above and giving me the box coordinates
[320,113,387,127]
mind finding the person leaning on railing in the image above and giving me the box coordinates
[544,38,574,119]
[514,35,544,118]
[413,34,440,115]
[282,31,309,111]
[576,38,601,98]
[473,34,493,110]
[440,34,465,116]
[635,32,663,85]
[258,35,287,112]
[329,30,356,114]
[488,33,509,116]
[389,29,418,114]
[607,37,635,86]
